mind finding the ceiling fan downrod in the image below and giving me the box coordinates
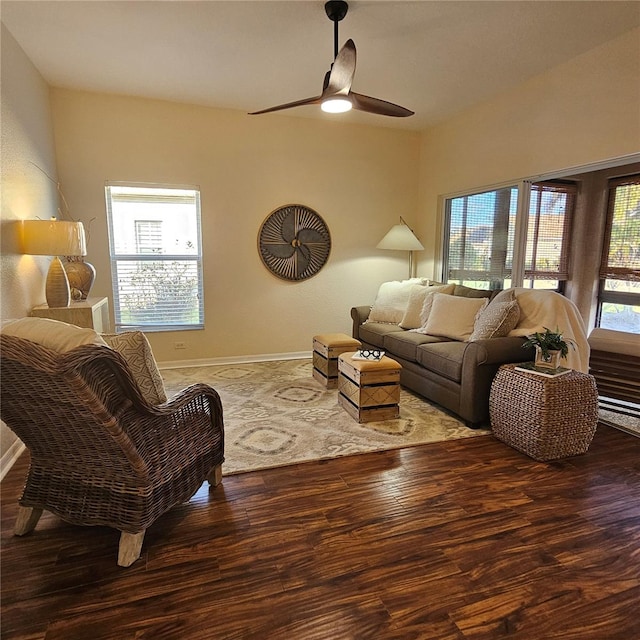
[325,1,349,59]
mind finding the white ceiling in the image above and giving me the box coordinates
[2,0,639,131]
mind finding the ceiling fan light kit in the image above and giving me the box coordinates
[249,1,413,119]
[321,97,352,113]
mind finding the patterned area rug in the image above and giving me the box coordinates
[162,359,490,475]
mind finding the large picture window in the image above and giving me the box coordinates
[598,174,640,332]
[105,184,204,332]
[444,186,517,289]
[443,180,576,292]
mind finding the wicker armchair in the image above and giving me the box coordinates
[0,334,224,567]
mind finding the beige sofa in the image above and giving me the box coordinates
[351,284,534,427]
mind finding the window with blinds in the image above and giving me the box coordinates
[444,186,518,289]
[524,181,576,290]
[105,184,204,332]
[443,181,576,291]
[598,174,640,332]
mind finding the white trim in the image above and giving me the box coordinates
[439,153,640,201]
[526,153,640,182]
[511,179,532,287]
[157,350,312,370]
[0,439,25,482]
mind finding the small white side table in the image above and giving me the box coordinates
[30,297,110,333]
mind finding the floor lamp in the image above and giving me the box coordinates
[22,219,87,308]
[376,217,424,278]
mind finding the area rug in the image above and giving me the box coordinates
[599,407,640,438]
[161,359,489,475]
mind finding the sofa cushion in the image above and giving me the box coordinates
[400,283,455,330]
[469,299,520,341]
[417,341,468,382]
[384,330,449,363]
[358,322,404,349]
[368,278,428,324]
[453,285,495,299]
[1,317,107,352]
[424,294,489,341]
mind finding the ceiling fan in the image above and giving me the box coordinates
[249,0,413,118]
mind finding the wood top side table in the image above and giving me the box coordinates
[30,297,110,333]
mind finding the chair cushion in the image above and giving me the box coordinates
[102,332,167,405]
[1,317,107,352]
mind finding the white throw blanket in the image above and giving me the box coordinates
[508,289,590,373]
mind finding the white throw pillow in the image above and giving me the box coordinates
[102,332,167,404]
[1,317,107,352]
[400,283,455,330]
[368,279,428,324]
[469,300,520,341]
[424,294,489,341]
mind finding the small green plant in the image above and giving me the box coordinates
[522,326,574,361]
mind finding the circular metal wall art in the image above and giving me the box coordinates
[258,204,331,281]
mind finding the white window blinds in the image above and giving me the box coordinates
[106,185,204,332]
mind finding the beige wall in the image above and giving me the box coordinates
[0,25,61,470]
[50,89,421,363]
[417,27,640,286]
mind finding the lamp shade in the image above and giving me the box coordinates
[21,219,87,308]
[376,222,424,251]
[21,219,86,257]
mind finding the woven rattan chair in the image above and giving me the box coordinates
[0,334,224,567]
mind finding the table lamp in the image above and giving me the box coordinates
[21,219,87,308]
[376,216,424,278]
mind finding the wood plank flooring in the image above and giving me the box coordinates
[2,425,639,639]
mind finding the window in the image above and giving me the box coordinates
[444,186,518,289]
[523,182,576,291]
[443,181,576,291]
[598,174,640,332]
[105,184,204,332]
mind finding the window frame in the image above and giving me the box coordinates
[441,179,576,292]
[105,182,205,333]
[597,173,640,330]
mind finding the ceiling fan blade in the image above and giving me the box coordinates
[349,92,414,117]
[325,38,356,96]
[249,95,322,115]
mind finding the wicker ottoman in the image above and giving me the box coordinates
[338,352,402,423]
[490,364,598,461]
[312,333,361,389]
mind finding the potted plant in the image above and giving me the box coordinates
[522,327,574,369]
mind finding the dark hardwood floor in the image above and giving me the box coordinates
[2,425,639,640]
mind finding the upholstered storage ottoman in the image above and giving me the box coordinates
[490,364,598,461]
[313,333,361,389]
[338,352,402,423]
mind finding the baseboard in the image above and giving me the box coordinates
[0,439,25,482]
[157,350,312,370]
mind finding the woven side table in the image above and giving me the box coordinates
[490,364,598,461]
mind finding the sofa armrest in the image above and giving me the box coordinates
[465,336,533,366]
[351,306,371,340]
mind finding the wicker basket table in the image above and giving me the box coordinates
[490,364,598,461]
